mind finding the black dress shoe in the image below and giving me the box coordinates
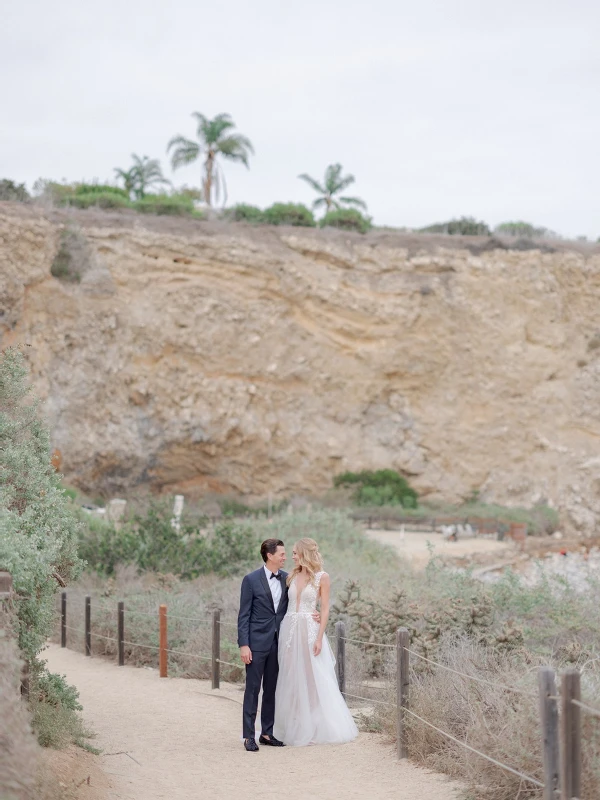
[244,738,259,752]
[259,734,285,747]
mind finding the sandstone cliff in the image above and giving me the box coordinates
[2,202,600,533]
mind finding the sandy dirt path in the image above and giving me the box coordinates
[367,528,512,570]
[44,643,460,800]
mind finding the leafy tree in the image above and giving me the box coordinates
[32,179,75,205]
[320,208,372,233]
[0,347,82,702]
[334,469,418,507]
[262,202,315,227]
[494,221,556,239]
[113,166,138,199]
[133,193,198,216]
[114,154,170,200]
[0,179,30,202]
[167,112,253,208]
[227,203,265,223]
[419,216,490,236]
[298,163,367,214]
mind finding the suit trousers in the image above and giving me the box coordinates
[242,636,279,739]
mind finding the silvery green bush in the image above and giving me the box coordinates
[0,347,82,681]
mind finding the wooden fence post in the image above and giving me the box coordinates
[117,601,125,666]
[85,596,91,656]
[561,669,581,800]
[61,591,67,648]
[538,667,560,800]
[212,609,220,690]
[397,627,410,760]
[159,604,168,678]
[335,621,346,697]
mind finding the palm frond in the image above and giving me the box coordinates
[192,112,210,140]
[324,164,344,192]
[298,173,326,194]
[333,174,356,192]
[338,195,367,210]
[217,134,253,166]
[167,136,200,170]
[203,114,236,145]
[312,197,327,209]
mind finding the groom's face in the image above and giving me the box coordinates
[268,545,286,572]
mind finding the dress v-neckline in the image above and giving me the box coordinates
[294,574,311,612]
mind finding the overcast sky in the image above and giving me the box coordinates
[2,0,599,238]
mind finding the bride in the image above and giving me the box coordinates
[273,538,358,746]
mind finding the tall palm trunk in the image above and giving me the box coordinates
[203,150,215,207]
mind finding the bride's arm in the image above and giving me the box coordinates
[313,573,330,656]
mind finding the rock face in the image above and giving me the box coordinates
[2,202,600,533]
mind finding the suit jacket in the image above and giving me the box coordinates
[237,567,289,651]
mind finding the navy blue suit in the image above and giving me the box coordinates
[238,567,288,739]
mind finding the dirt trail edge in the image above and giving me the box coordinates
[45,643,461,800]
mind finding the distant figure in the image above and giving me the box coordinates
[442,524,457,542]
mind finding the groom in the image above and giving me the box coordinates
[238,538,288,751]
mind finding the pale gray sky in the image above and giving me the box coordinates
[3,0,599,238]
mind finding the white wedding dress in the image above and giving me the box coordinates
[273,571,358,746]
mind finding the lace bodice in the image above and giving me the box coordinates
[287,571,325,615]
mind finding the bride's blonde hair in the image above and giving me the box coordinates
[286,538,323,588]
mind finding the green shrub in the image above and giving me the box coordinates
[50,227,91,282]
[227,203,265,223]
[0,349,84,748]
[419,216,491,236]
[334,469,418,507]
[219,497,288,517]
[32,179,76,205]
[0,349,83,666]
[30,673,95,750]
[263,202,316,227]
[133,193,196,216]
[0,178,30,202]
[73,183,129,199]
[320,208,372,233]
[78,500,258,578]
[68,191,130,210]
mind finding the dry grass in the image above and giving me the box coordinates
[370,637,600,800]
[52,566,244,682]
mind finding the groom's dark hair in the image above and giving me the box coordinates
[261,538,284,563]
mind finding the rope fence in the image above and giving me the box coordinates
[54,590,598,797]
[403,706,545,788]
[406,647,539,699]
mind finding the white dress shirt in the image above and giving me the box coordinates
[263,564,282,610]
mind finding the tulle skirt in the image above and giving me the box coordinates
[273,613,358,746]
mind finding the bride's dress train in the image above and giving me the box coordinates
[273,571,358,746]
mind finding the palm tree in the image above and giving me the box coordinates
[113,166,137,199]
[114,154,170,200]
[298,164,367,214]
[167,113,253,208]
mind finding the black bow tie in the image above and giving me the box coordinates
[270,572,281,580]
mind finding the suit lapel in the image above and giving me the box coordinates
[259,568,275,611]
